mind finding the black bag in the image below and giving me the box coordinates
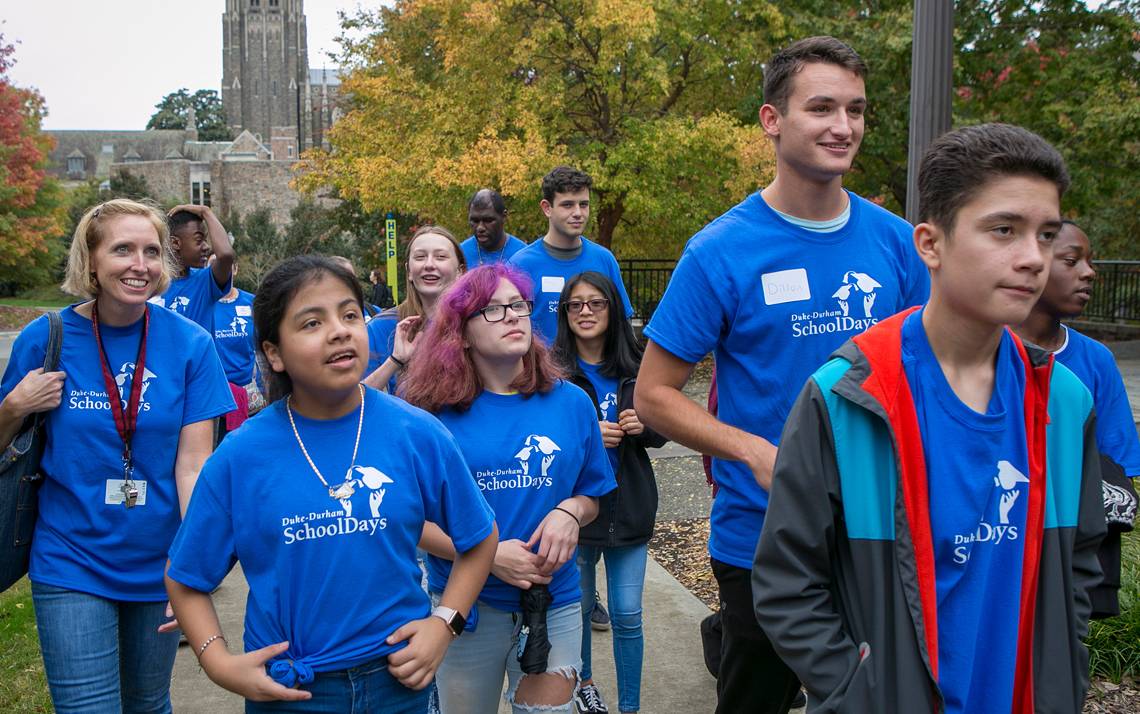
[0,311,62,593]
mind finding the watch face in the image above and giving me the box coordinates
[449,610,466,636]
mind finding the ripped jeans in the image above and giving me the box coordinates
[434,598,582,713]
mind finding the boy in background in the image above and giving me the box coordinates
[1014,220,1139,618]
[151,204,234,332]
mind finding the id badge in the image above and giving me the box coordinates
[105,479,147,506]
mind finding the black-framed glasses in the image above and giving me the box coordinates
[563,298,609,314]
[471,300,534,322]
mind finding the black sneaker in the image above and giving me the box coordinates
[590,591,611,631]
[574,683,609,713]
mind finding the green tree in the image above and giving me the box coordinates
[0,33,67,292]
[146,88,232,142]
[299,0,784,256]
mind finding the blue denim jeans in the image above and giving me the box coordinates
[244,656,431,713]
[31,581,180,714]
[433,597,582,714]
[578,543,648,713]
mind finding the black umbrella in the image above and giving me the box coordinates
[517,584,553,674]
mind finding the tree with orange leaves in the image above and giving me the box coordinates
[0,33,65,291]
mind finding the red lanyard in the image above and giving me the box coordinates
[91,301,149,470]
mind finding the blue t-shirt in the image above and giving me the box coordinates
[1,305,234,600]
[212,289,257,385]
[1054,326,1140,477]
[508,238,634,345]
[644,191,929,568]
[149,266,230,332]
[168,389,495,672]
[461,234,527,267]
[901,310,1029,714]
[427,382,616,611]
[578,359,620,474]
[365,309,400,393]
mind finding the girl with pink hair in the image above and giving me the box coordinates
[401,264,616,714]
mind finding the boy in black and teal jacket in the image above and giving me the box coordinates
[753,124,1105,714]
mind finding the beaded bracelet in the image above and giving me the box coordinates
[197,633,227,659]
[553,506,581,526]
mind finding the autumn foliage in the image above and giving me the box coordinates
[0,34,65,286]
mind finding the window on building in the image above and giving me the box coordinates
[250,0,259,6]
[269,0,278,6]
[254,79,259,96]
[67,155,86,176]
[191,181,212,207]
[287,145,294,158]
[272,79,278,96]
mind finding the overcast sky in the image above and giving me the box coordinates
[4,1,372,130]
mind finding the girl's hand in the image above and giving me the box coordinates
[526,508,580,575]
[599,420,623,448]
[491,539,552,589]
[392,316,423,363]
[202,641,313,703]
[3,368,65,419]
[618,409,644,436]
[156,601,179,634]
[385,617,453,690]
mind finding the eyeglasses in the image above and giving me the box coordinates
[563,298,609,314]
[471,300,534,322]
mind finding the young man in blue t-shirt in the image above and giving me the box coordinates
[461,188,526,267]
[1015,220,1139,618]
[635,37,928,714]
[508,167,633,344]
[753,124,1105,713]
[149,204,235,332]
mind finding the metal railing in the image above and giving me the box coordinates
[620,258,1140,325]
[619,259,677,323]
[1085,261,1140,322]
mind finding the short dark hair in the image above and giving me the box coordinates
[253,255,366,403]
[541,166,593,203]
[763,36,867,114]
[468,188,506,215]
[167,210,203,235]
[918,123,1070,234]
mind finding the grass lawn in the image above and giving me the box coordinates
[0,578,51,712]
[1088,528,1140,681]
[0,286,73,310]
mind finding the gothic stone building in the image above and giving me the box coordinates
[46,0,340,227]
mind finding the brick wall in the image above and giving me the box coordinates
[212,160,300,226]
[111,161,191,204]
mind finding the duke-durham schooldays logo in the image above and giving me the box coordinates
[476,435,562,491]
[788,270,884,338]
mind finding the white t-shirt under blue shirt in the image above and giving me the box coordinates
[1,305,234,600]
[427,381,617,611]
[1054,326,1140,477]
[168,388,495,673]
[149,266,230,333]
[901,310,1029,714]
[644,190,930,569]
[508,238,634,345]
[461,234,527,267]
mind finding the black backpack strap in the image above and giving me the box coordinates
[42,312,63,372]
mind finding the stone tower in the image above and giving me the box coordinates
[221,0,311,159]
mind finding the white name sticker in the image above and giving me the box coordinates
[236,305,252,316]
[148,296,165,308]
[761,269,811,306]
[541,276,565,294]
[105,479,148,506]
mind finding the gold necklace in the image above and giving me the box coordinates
[286,384,365,501]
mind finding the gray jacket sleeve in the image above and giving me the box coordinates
[1073,411,1107,644]
[753,378,862,706]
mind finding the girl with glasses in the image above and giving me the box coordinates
[400,264,616,713]
[552,272,667,714]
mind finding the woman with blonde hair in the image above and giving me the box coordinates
[364,224,466,392]
[0,199,234,712]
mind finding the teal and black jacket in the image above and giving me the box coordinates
[753,309,1105,714]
